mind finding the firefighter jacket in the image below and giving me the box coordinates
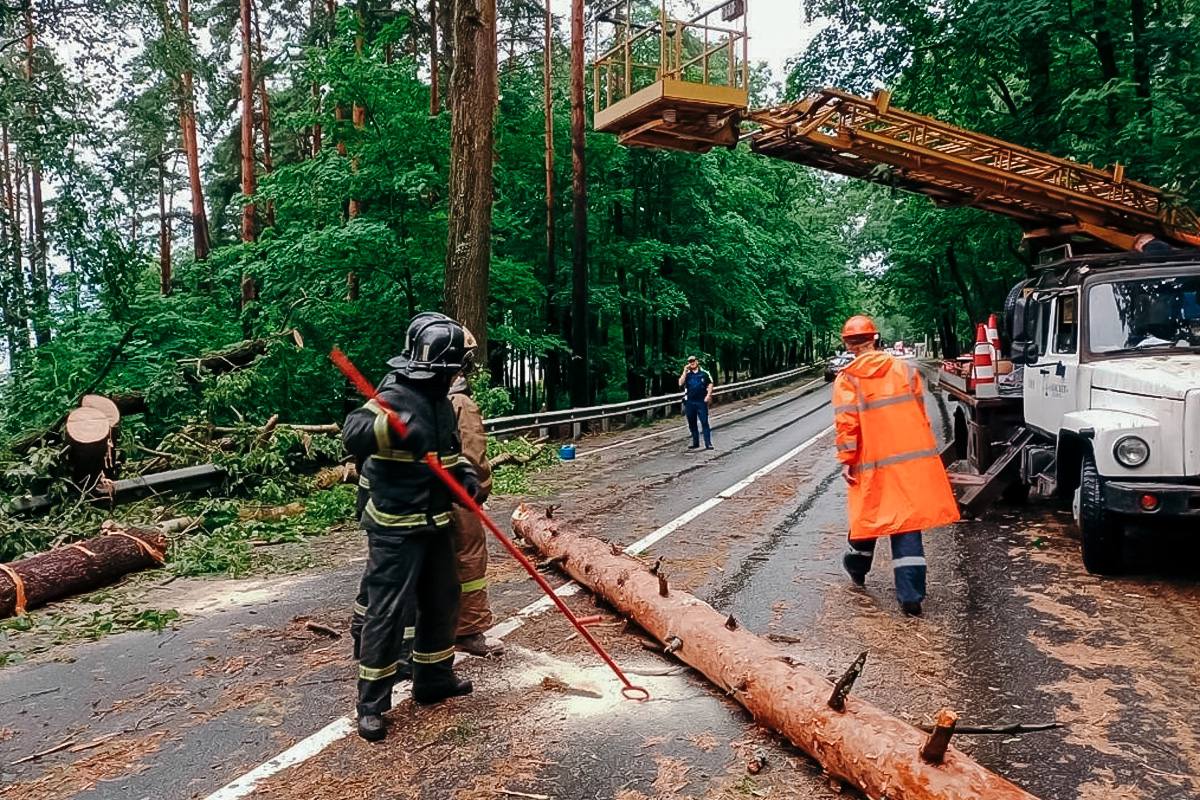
[448,379,492,501]
[833,351,959,541]
[343,372,478,534]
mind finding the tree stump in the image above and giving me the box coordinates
[65,407,114,484]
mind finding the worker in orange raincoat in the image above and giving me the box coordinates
[833,315,959,616]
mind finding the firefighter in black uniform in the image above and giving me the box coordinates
[349,312,449,664]
[343,314,480,742]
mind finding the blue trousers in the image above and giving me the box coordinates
[685,400,712,447]
[843,531,926,604]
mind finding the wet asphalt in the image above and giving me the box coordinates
[2,368,1199,800]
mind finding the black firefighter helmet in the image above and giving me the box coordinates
[387,313,473,379]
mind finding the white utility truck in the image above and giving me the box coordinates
[963,249,1200,574]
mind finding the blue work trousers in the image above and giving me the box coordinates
[684,400,712,448]
[843,531,926,605]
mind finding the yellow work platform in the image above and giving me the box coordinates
[594,78,746,152]
[591,0,749,153]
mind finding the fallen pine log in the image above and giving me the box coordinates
[0,525,167,619]
[211,422,341,436]
[511,505,1039,800]
[178,329,304,378]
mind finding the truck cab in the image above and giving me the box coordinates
[1011,250,1200,573]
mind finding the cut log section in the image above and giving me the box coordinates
[80,395,121,430]
[0,527,168,619]
[65,406,114,483]
[512,505,1039,800]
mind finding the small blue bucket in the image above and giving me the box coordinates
[558,444,576,461]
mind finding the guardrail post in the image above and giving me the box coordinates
[572,421,582,440]
[600,416,610,433]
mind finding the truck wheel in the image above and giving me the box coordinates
[1002,278,1034,345]
[1076,452,1123,575]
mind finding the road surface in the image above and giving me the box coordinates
[2,371,1198,800]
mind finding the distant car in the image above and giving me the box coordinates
[824,353,854,382]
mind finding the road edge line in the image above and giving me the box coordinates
[202,424,834,799]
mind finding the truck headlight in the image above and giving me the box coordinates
[1114,436,1150,468]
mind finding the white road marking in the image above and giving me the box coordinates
[204,718,354,799]
[578,377,826,458]
[203,422,834,800]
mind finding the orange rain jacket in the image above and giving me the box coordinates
[833,351,960,540]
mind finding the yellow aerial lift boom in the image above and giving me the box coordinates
[590,0,1200,252]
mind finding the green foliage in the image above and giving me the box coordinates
[469,370,513,419]
[171,485,355,577]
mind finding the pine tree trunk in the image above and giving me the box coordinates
[253,1,275,227]
[158,151,172,295]
[429,0,440,114]
[180,0,211,261]
[543,0,558,407]
[1,125,29,360]
[568,0,587,406]
[443,0,497,357]
[23,7,50,346]
[240,0,258,244]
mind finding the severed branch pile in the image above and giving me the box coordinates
[512,504,1041,800]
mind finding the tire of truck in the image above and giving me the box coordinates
[1002,278,1034,347]
[1076,452,1124,575]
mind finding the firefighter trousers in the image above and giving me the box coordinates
[356,527,460,717]
[453,507,494,636]
[843,531,926,605]
[351,512,493,652]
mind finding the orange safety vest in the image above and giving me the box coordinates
[833,351,960,540]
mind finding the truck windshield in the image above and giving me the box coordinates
[1088,274,1200,355]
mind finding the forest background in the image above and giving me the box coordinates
[0,0,1198,447]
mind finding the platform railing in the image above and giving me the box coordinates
[592,0,748,118]
[484,361,819,439]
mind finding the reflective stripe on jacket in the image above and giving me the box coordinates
[833,351,959,540]
[342,372,477,534]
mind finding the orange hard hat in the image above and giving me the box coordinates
[841,315,879,338]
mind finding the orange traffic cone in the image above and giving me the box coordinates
[986,313,1002,358]
[973,323,997,397]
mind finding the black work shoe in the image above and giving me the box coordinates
[705,445,714,450]
[456,633,504,657]
[357,713,387,741]
[412,674,473,705]
[847,571,866,587]
[687,444,700,450]
[900,601,923,617]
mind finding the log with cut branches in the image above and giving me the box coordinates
[511,505,1040,800]
[0,526,168,619]
[178,329,303,377]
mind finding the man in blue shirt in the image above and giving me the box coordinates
[678,355,715,449]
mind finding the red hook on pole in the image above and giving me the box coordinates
[331,348,649,702]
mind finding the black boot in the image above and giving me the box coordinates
[357,713,387,741]
[412,662,473,705]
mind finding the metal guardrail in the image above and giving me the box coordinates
[484,363,818,439]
